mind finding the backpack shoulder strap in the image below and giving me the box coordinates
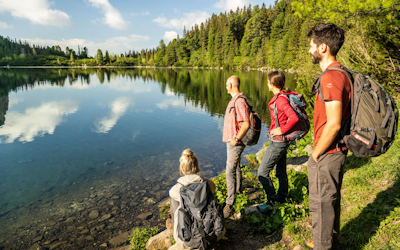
[272,94,289,128]
[233,96,251,118]
[312,65,354,104]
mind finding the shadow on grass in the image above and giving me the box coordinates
[343,154,372,172]
[339,173,400,249]
[211,218,283,250]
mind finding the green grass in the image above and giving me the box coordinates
[129,226,161,250]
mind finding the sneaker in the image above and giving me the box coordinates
[304,239,314,250]
[223,204,232,218]
[256,203,272,214]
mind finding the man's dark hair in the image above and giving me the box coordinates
[307,23,345,56]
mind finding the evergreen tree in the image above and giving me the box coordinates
[96,49,103,64]
[105,50,110,64]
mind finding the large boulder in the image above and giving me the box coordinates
[255,146,268,164]
[145,229,173,250]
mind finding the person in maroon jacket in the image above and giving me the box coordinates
[257,71,299,213]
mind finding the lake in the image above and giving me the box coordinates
[0,68,297,249]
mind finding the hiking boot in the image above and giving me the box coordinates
[166,218,173,231]
[304,239,314,250]
[223,204,232,218]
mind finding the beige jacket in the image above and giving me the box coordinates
[169,174,216,249]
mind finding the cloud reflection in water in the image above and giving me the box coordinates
[94,97,132,134]
[0,100,79,143]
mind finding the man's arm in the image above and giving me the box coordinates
[230,121,250,146]
[312,100,342,162]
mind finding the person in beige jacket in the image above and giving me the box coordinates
[168,149,217,250]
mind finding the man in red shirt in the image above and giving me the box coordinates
[222,75,250,218]
[305,23,351,250]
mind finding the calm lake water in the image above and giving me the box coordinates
[0,68,297,249]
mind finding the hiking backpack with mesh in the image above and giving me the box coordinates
[313,65,398,158]
[271,93,310,141]
[176,181,224,250]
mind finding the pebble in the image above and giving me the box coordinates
[80,229,89,235]
[67,226,76,232]
[46,220,57,226]
[99,214,112,222]
[136,212,152,220]
[85,235,94,241]
[89,210,99,220]
[109,232,129,246]
[33,235,43,242]
[146,198,156,205]
[65,217,76,223]
[28,243,41,250]
[49,242,62,249]
[111,196,120,200]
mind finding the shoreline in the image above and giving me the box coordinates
[2,65,299,73]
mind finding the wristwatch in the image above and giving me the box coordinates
[234,137,239,142]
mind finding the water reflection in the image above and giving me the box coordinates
[0,68,297,125]
[0,95,8,126]
[94,97,132,134]
[0,100,79,143]
[0,68,298,249]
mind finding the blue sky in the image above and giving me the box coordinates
[0,0,273,57]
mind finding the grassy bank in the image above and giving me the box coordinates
[134,104,400,250]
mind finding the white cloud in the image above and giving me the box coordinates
[214,0,251,11]
[0,0,71,26]
[0,22,13,29]
[131,11,150,16]
[94,97,131,134]
[87,0,128,30]
[23,34,150,57]
[153,11,210,30]
[0,100,79,143]
[163,31,178,42]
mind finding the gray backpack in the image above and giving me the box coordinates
[313,65,398,158]
[233,96,262,146]
[176,181,224,250]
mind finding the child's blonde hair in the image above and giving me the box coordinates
[179,149,200,175]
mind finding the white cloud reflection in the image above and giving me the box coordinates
[0,100,79,143]
[156,98,204,114]
[94,97,131,133]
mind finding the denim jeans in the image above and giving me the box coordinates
[257,141,289,202]
[307,151,346,250]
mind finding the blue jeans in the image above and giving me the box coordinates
[257,141,289,202]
